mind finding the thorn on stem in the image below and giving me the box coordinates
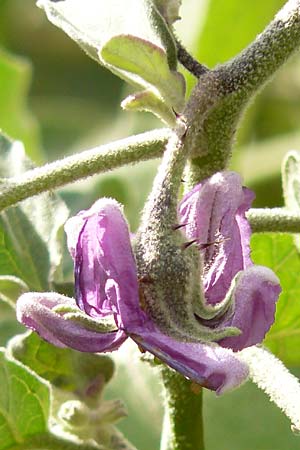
[172,222,188,230]
[138,274,153,284]
[197,236,230,251]
[182,239,198,249]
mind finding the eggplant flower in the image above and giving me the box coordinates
[16,172,281,395]
[179,171,281,352]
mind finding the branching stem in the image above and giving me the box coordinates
[0,129,170,211]
[184,0,300,183]
[248,207,300,233]
[175,38,209,78]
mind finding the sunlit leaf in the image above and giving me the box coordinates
[37,0,185,121]
[0,348,50,450]
[251,233,300,365]
[121,89,177,126]
[101,35,185,114]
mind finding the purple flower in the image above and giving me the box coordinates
[179,172,281,351]
[17,172,281,394]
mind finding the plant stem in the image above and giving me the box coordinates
[183,0,300,183]
[175,38,209,78]
[160,367,205,450]
[0,129,170,211]
[247,208,300,233]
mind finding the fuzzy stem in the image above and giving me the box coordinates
[138,126,187,231]
[183,0,300,183]
[175,38,209,78]
[222,0,300,97]
[247,207,300,233]
[0,129,170,211]
[160,367,205,450]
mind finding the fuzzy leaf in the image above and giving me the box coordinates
[251,233,300,365]
[0,348,50,449]
[37,0,185,120]
[100,35,185,113]
[154,0,182,25]
[121,90,177,125]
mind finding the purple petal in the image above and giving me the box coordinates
[179,171,255,304]
[129,322,249,394]
[16,292,127,352]
[64,199,143,327]
[218,266,281,351]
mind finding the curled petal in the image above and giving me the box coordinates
[64,199,143,327]
[179,171,255,304]
[16,292,127,352]
[218,266,281,351]
[130,323,249,394]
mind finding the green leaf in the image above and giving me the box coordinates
[100,35,185,114]
[0,49,42,163]
[37,0,185,121]
[154,0,182,25]
[0,348,50,450]
[8,332,115,400]
[37,0,177,67]
[0,134,69,292]
[251,233,300,365]
[194,0,286,67]
[121,89,177,126]
[0,276,28,307]
[0,302,25,347]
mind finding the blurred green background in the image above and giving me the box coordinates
[1,1,300,449]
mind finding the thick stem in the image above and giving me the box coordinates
[138,126,187,232]
[183,0,300,183]
[0,129,170,211]
[247,207,300,233]
[134,126,201,338]
[160,367,205,450]
[222,0,300,97]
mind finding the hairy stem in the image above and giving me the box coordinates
[176,38,209,78]
[222,0,300,97]
[138,126,187,232]
[0,129,170,211]
[247,207,300,233]
[183,0,300,183]
[160,367,205,450]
